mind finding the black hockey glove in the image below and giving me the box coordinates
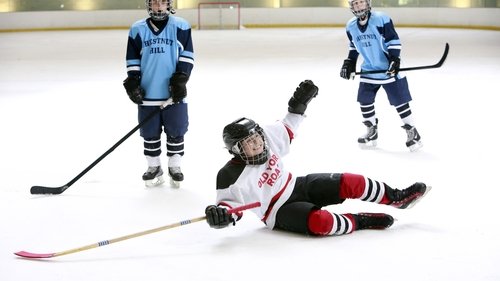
[205,205,235,229]
[123,76,144,105]
[386,57,400,77]
[169,72,189,103]
[288,80,319,115]
[340,58,356,80]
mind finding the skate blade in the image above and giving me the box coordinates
[359,140,377,149]
[170,178,181,188]
[409,141,423,152]
[144,176,165,187]
[405,185,432,209]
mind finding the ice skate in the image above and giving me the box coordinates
[358,119,378,148]
[168,167,183,187]
[386,182,431,209]
[402,124,422,152]
[142,166,165,187]
[354,213,394,230]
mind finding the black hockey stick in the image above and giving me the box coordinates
[355,42,449,75]
[30,100,173,195]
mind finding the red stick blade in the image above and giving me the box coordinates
[14,251,55,259]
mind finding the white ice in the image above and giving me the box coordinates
[0,27,499,281]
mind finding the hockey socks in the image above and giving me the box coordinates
[339,173,430,209]
[307,210,393,236]
[339,173,389,204]
[308,210,354,236]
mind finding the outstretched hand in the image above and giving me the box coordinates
[288,80,319,115]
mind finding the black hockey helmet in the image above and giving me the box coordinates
[223,117,268,165]
[146,0,175,21]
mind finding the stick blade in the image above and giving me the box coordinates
[437,42,450,67]
[30,185,68,195]
[15,251,56,259]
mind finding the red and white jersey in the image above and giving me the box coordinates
[215,113,304,229]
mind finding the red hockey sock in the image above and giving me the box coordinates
[340,173,391,204]
[343,213,357,231]
[339,173,366,199]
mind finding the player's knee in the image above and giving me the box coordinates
[167,135,184,143]
[340,173,366,199]
[307,209,333,236]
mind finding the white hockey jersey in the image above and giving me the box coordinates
[215,113,305,229]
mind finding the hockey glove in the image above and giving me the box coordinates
[288,80,319,115]
[205,205,235,229]
[169,72,189,103]
[340,58,356,80]
[386,57,400,77]
[123,76,144,105]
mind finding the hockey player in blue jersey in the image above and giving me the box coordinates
[123,0,194,187]
[340,0,422,152]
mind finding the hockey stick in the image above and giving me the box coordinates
[15,202,261,259]
[30,99,174,195]
[355,42,449,75]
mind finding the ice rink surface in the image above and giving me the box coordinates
[0,26,499,281]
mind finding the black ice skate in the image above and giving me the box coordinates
[354,213,394,230]
[402,124,422,152]
[142,166,165,187]
[386,182,431,209]
[358,119,378,148]
[168,167,183,187]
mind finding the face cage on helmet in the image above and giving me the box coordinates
[146,0,175,21]
[232,129,269,165]
[349,0,371,19]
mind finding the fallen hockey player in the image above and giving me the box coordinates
[205,80,431,236]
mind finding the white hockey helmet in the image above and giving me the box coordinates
[348,0,371,19]
[146,0,175,21]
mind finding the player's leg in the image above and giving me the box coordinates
[275,173,431,236]
[384,77,422,151]
[163,103,188,186]
[166,136,184,184]
[308,210,394,234]
[139,106,165,187]
[357,82,380,148]
[275,174,392,236]
[274,202,393,236]
[340,173,431,209]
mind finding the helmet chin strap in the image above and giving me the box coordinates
[359,15,368,25]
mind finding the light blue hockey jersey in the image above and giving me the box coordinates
[345,11,402,82]
[126,16,194,105]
